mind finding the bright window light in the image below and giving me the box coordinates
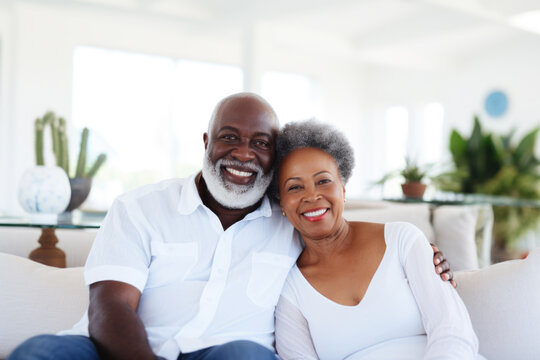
[385,106,409,172]
[72,46,242,208]
[421,102,444,164]
[509,10,540,35]
[383,106,410,196]
[261,71,317,123]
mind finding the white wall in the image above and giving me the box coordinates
[360,32,540,194]
[444,35,540,139]
[0,3,15,214]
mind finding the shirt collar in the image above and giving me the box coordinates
[244,195,273,220]
[177,171,273,220]
[177,172,204,215]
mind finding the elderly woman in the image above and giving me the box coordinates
[273,120,484,359]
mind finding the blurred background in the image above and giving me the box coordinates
[1,0,540,216]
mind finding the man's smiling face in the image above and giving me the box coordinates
[202,94,278,209]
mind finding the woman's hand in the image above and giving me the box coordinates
[431,245,456,288]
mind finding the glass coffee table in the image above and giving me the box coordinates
[383,193,540,208]
[0,211,104,268]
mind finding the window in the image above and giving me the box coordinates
[72,46,242,208]
[384,106,409,172]
[382,106,410,196]
[420,102,444,164]
[380,103,444,196]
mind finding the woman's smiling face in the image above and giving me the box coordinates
[278,147,346,241]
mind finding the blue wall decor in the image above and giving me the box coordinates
[484,90,508,118]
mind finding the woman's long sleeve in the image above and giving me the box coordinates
[275,295,319,360]
[403,229,480,359]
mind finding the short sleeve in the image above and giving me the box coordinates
[84,198,151,292]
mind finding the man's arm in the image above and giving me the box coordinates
[88,281,157,360]
[431,245,456,288]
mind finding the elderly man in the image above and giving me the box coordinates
[9,93,452,360]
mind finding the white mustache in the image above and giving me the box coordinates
[202,152,273,209]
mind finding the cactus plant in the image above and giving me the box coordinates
[86,154,107,178]
[43,112,59,162]
[35,118,45,166]
[34,111,106,179]
[33,111,107,212]
[57,117,69,175]
[75,127,88,178]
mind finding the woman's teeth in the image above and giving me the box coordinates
[303,209,327,217]
[226,167,253,177]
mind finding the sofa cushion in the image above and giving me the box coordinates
[432,205,479,271]
[0,253,88,358]
[343,201,434,242]
[455,247,540,360]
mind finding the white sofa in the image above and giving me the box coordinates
[1,249,539,359]
[2,202,538,359]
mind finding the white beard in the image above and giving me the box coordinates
[201,153,273,209]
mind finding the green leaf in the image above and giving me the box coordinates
[490,134,507,165]
[449,130,466,165]
[514,127,539,171]
[501,128,516,149]
[444,116,540,248]
[484,134,502,179]
[468,115,483,153]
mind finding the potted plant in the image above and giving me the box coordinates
[17,116,71,220]
[399,157,431,198]
[35,111,107,212]
[376,157,432,198]
[437,115,540,260]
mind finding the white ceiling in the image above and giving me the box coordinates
[12,0,540,69]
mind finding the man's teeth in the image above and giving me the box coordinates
[303,209,327,217]
[226,167,253,177]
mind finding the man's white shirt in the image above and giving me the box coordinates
[62,173,302,360]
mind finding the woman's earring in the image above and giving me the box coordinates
[282,210,286,216]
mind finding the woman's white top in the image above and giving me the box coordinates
[275,222,484,360]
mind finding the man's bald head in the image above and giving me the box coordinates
[207,92,278,134]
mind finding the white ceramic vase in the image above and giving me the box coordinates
[18,166,71,222]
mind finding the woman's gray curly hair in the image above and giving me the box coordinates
[270,119,355,200]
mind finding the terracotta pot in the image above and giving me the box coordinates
[401,182,427,198]
[65,177,92,212]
